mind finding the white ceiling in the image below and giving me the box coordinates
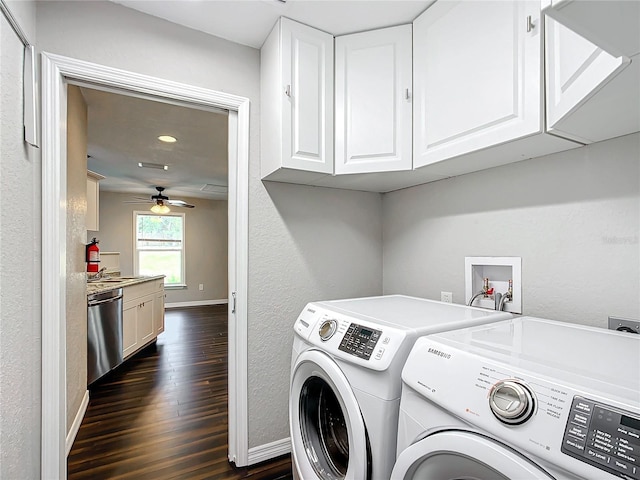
[87,1,434,201]
[83,87,229,201]
[112,0,433,49]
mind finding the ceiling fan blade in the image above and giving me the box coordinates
[123,200,153,204]
[167,199,195,208]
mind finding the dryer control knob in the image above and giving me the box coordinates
[318,319,338,341]
[489,380,535,425]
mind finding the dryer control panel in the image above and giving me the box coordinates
[562,396,640,479]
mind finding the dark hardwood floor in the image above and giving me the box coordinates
[68,304,293,480]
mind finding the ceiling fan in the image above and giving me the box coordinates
[125,186,195,213]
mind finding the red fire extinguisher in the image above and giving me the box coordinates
[86,237,100,273]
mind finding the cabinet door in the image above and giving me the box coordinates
[154,289,165,336]
[122,301,138,359]
[413,1,542,168]
[541,0,640,58]
[138,295,155,345]
[545,16,631,143]
[86,171,102,231]
[281,18,334,174]
[335,25,412,174]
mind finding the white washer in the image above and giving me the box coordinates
[289,294,513,480]
[393,316,640,480]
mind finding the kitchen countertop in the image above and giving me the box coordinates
[87,275,165,295]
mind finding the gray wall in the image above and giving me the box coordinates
[249,182,382,445]
[36,0,383,450]
[0,1,41,478]
[383,132,640,326]
[96,191,228,304]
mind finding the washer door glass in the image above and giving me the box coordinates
[391,430,555,480]
[290,350,371,480]
[300,376,349,478]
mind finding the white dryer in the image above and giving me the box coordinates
[289,295,513,480]
[392,317,640,480]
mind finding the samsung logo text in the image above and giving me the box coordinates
[428,347,451,359]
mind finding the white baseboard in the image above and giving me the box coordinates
[165,299,228,309]
[66,390,89,456]
[247,437,291,465]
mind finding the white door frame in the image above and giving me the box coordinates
[40,52,250,479]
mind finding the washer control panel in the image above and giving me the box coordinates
[294,302,407,371]
[562,396,640,479]
[337,323,382,360]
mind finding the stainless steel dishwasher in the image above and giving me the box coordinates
[87,287,124,385]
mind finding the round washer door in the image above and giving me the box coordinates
[391,430,555,480]
[290,349,371,480]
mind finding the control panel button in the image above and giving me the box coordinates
[571,411,591,428]
[567,425,588,441]
[564,437,586,454]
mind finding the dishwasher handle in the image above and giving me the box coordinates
[88,294,123,306]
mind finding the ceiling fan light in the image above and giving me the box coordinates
[150,203,171,214]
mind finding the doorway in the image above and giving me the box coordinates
[41,52,250,478]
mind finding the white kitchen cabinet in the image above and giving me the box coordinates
[261,17,334,183]
[154,283,165,336]
[137,294,155,345]
[122,301,138,358]
[545,16,638,144]
[86,170,104,231]
[334,25,413,175]
[541,0,640,58]
[122,278,165,359]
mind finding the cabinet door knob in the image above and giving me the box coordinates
[405,88,411,100]
[526,15,535,33]
[284,84,291,97]
[232,291,237,314]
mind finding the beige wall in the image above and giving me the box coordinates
[66,86,89,432]
[96,191,228,304]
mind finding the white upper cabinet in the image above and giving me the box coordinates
[545,16,637,143]
[86,170,104,231]
[261,17,334,182]
[541,0,640,58]
[412,0,580,175]
[335,25,413,175]
[414,1,545,169]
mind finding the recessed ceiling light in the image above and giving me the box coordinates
[138,162,169,171]
[158,135,177,143]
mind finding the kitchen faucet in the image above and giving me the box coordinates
[88,267,107,281]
